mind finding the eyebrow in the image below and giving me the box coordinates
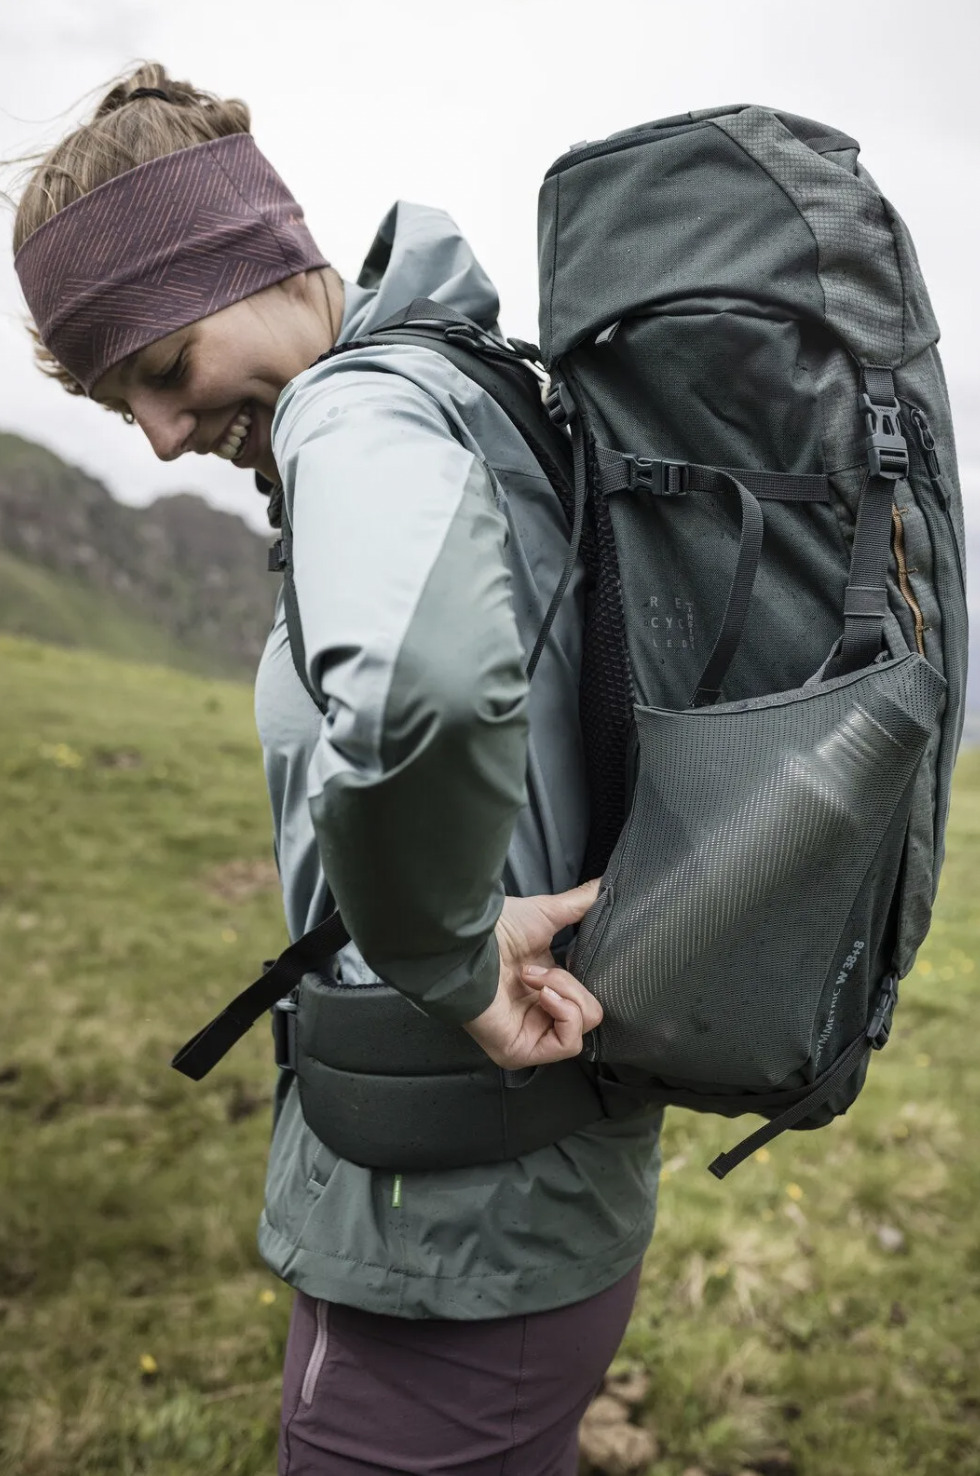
[117,353,139,388]
[100,331,186,401]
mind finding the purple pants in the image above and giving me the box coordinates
[279,1262,643,1475]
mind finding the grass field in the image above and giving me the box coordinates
[1,632,977,1476]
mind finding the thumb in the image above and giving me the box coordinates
[538,877,601,932]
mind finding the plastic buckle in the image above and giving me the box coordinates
[267,539,286,573]
[862,394,909,480]
[625,458,687,496]
[622,457,654,493]
[443,323,484,348]
[544,380,576,427]
[661,461,688,497]
[271,997,298,1071]
[867,974,899,1050]
[507,337,543,362]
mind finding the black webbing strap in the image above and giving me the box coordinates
[526,411,587,680]
[314,307,578,681]
[172,908,351,1080]
[863,364,900,414]
[347,299,574,490]
[593,446,830,705]
[594,447,830,503]
[277,310,576,708]
[707,974,898,1178]
[688,471,764,706]
[593,447,767,706]
[834,366,908,675]
[707,1031,871,1178]
[279,510,330,715]
[347,324,574,515]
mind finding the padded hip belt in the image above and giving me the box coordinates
[277,971,606,1172]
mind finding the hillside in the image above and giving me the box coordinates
[0,632,978,1476]
[0,432,275,678]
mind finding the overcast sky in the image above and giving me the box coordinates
[1,0,977,591]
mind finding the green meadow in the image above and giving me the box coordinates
[0,632,977,1476]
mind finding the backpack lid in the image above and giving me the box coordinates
[538,104,939,368]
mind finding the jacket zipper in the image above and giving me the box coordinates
[300,1300,329,1407]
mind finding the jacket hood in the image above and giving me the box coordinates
[338,201,500,343]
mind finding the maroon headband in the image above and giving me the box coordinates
[14,133,327,394]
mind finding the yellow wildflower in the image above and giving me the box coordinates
[40,742,83,769]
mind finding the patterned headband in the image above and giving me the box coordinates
[14,133,327,394]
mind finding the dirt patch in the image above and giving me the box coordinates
[579,1368,657,1475]
[204,857,279,904]
[93,746,144,769]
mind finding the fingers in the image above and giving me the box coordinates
[535,877,602,932]
[462,960,602,1069]
[536,984,585,1054]
[521,962,603,1033]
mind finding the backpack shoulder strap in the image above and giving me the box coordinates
[340,299,575,506]
[272,301,580,709]
[267,504,329,714]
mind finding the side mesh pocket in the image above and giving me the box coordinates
[570,884,614,981]
[579,654,945,1090]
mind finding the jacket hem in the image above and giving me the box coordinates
[256,1208,657,1321]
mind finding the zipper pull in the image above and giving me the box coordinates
[907,405,948,507]
[909,406,936,452]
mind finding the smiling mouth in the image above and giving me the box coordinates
[214,406,253,461]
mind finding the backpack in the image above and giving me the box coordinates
[174,104,967,1178]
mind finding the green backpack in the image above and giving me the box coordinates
[175,105,967,1178]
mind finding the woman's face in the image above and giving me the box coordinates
[91,269,340,484]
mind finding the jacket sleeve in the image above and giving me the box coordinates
[273,360,529,1024]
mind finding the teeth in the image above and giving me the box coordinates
[215,408,252,460]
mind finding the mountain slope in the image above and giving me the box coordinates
[0,431,276,678]
[0,549,226,676]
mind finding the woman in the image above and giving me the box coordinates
[13,64,663,1475]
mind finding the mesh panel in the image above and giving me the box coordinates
[572,408,637,881]
[580,655,945,1088]
[715,108,935,366]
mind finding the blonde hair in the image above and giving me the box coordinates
[12,62,251,399]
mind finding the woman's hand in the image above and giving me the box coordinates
[461,879,603,1070]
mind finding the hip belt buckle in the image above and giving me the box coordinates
[272,997,298,1072]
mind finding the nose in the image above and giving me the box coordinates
[129,394,197,462]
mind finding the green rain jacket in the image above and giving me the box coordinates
[254,202,662,1318]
